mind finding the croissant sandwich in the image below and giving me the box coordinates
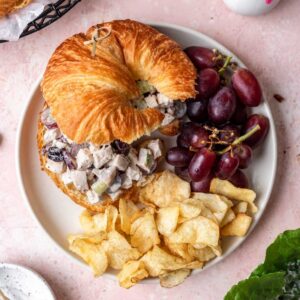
[0,0,31,17]
[38,19,197,212]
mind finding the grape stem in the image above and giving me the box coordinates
[218,55,232,75]
[216,125,261,155]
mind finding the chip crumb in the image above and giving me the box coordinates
[273,94,285,103]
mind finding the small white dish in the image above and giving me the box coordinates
[0,263,56,300]
[16,22,277,283]
[223,0,281,16]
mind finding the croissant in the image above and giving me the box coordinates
[41,19,196,145]
[0,0,31,17]
[39,19,197,212]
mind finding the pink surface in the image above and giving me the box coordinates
[0,0,299,299]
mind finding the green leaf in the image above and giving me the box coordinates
[224,272,285,300]
[251,229,300,277]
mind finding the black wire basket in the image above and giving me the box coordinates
[0,0,81,43]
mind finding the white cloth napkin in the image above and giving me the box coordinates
[0,0,56,41]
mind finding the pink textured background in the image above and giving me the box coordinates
[1,0,300,299]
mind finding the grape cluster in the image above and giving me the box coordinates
[166,46,270,192]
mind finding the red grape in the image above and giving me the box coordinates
[196,68,220,98]
[177,122,199,148]
[208,87,237,125]
[231,100,248,125]
[190,126,210,149]
[175,167,191,182]
[166,147,194,167]
[243,114,269,148]
[191,173,213,193]
[219,124,240,144]
[232,68,262,107]
[187,99,208,123]
[229,169,249,188]
[215,152,239,180]
[233,144,252,169]
[188,148,216,181]
[184,46,217,69]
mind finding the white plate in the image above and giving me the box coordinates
[0,263,56,300]
[16,22,277,283]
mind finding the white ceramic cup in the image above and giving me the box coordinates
[223,0,281,16]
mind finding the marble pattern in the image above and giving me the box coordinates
[0,0,300,299]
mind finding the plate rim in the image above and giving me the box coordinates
[15,21,278,284]
[0,263,56,299]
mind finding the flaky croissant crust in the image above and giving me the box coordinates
[41,19,196,145]
[0,0,31,17]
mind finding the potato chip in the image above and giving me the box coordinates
[168,216,219,247]
[119,199,139,234]
[68,233,108,276]
[187,245,216,262]
[164,237,193,262]
[192,193,229,224]
[210,178,257,213]
[221,213,252,237]
[233,202,248,214]
[139,171,191,207]
[141,246,203,277]
[178,199,203,220]
[80,206,118,234]
[117,261,149,288]
[159,269,191,288]
[102,231,141,269]
[210,244,222,257]
[220,196,233,208]
[220,208,236,228]
[130,212,160,253]
[157,207,179,236]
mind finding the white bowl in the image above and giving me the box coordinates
[0,263,56,300]
[223,0,281,16]
[16,22,277,283]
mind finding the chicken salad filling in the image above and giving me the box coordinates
[40,107,164,204]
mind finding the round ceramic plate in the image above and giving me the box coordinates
[0,263,55,299]
[16,22,277,282]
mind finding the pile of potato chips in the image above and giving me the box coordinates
[68,171,257,288]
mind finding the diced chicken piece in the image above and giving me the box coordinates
[86,190,100,204]
[107,190,122,201]
[110,154,129,171]
[41,108,55,124]
[147,139,163,159]
[43,128,60,144]
[92,167,117,187]
[157,93,172,106]
[121,175,133,189]
[144,94,159,108]
[53,140,67,149]
[71,170,88,191]
[89,143,100,153]
[61,169,73,185]
[137,148,155,173]
[161,113,175,126]
[46,159,65,174]
[107,176,122,193]
[128,148,139,165]
[126,165,142,181]
[76,148,93,170]
[93,145,113,168]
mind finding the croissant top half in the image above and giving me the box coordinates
[41,19,197,145]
